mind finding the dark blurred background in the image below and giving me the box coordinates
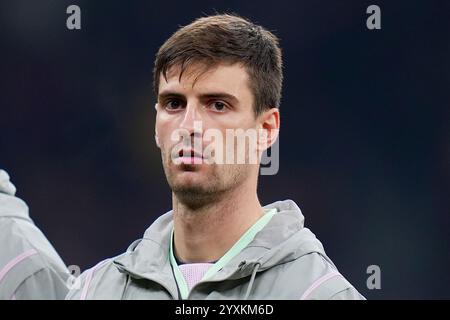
[0,0,449,299]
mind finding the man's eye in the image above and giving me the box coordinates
[209,101,227,112]
[165,100,184,110]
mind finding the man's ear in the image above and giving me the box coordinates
[257,108,280,152]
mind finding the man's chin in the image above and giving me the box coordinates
[170,181,218,207]
[166,168,230,208]
[168,169,204,187]
[173,176,206,191]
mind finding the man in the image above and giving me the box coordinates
[67,14,365,300]
[0,170,69,299]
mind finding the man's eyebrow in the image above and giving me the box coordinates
[158,91,239,104]
[198,93,239,104]
[158,91,185,101]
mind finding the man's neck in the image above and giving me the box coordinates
[172,181,263,263]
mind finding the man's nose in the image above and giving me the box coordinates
[179,102,203,135]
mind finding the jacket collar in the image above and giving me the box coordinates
[113,200,327,285]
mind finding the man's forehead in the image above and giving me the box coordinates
[159,62,250,93]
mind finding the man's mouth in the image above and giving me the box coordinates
[176,149,204,165]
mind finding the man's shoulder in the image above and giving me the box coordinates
[281,251,365,300]
[0,216,70,299]
[66,217,172,301]
[0,213,65,265]
[66,257,127,300]
[1,213,57,268]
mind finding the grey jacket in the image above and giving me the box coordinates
[67,199,365,300]
[0,170,69,299]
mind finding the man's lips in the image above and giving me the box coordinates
[178,149,203,159]
[174,149,204,165]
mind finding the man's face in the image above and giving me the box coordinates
[155,63,262,205]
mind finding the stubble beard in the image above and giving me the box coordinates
[162,151,249,210]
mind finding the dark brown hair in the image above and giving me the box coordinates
[153,14,283,116]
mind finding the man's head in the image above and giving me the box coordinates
[153,14,282,207]
[153,14,283,117]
